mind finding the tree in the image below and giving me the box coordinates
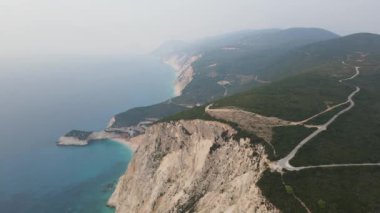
[318,199,326,209]
[285,185,294,194]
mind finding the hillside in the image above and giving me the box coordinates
[58,30,380,212]
[172,28,339,104]
[160,33,380,212]
[257,32,380,80]
[111,28,339,128]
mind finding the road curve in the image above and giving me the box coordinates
[276,66,362,171]
[206,65,379,172]
[292,163,380,171]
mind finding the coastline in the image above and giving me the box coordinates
[58,129,139,152]
[57,54,199,150]
[164,54,201,96]
[109,137,138,152]
[56,54,200,210]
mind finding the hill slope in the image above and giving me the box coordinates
[161,33,380,212]
[111,28,339,128]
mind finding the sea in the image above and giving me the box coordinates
[0,55,175,212]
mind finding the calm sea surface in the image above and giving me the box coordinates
[0,55,175,212]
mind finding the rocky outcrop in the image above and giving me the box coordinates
[108,120,278,213]
[57,129,139,151]
[57,130,93,146]
[165,54,202,96]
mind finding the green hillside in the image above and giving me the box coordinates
[162,33,380,212]
[258,33,380,80]
[173,28,339,104]
[114,28,339,127]
[291,54,380,165]
[211,63,353,121]
[111,102,186,128]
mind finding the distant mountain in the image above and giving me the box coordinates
[257,32,380,80]
[152,40,190,58]
[153,28,338,58]
[171,28,340,104]
[167,32,380,121]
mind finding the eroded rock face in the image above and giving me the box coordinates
[165,54,201,96]
[108,120,278,213]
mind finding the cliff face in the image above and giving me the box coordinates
[165,54,201,96]
[108,120,278,213]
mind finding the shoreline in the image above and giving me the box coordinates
[164,54,201,96]
[57,54,188,149]
[56,54,191,210]
[109,137,138,152]
[58,130,139,152]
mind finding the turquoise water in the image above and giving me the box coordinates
[0,55,175,212]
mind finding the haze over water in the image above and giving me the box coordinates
[0,55,175,212]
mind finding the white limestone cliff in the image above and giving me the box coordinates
[165,54,202,96]
[108,120,278,213]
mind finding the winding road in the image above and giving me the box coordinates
[207,60,380,173]
[207,57,377,212]
[275,66,366,171]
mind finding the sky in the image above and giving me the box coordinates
[0,0,378,58]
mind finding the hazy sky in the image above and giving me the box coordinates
[0,0,378,57]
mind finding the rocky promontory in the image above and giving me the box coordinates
[108,120,278,212]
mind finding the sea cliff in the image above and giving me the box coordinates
[164,54,201,96]
[108,120,278,212]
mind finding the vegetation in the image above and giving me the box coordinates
[269,125,315,161]
[291,64,380,166]
[284,185,294,194]
[166,28,340,105]
[259,55,380,213]
[305,103,350,125]
[259,167,380,213]
[318,199,326,209]
[65,130,92,140]
[257,171,306,213]
[115,32,380,212]
[283,167,380,213]
[212,66,353,121]
[114,29,371,127]
[161,105,267,147]
[112,102,186,128]
[160,105,214,122]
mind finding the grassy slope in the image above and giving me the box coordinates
[172,29,339,105]
[269,126,315,161]
[261,56,380,213]
[291,56,380,165]
[160,106,214,122]
[161,63,352,162]
[111,29,342,126]
[261,167,380,213]
[112,102,187,128]
[160,106,269,148]
[284,167,380,213]
[304,102,350,125]
[163,53,380,213]
[257,171,307,213]
[212,63,353,121]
